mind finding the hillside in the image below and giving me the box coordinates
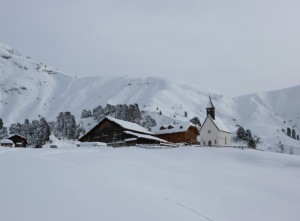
[1,43,300,153]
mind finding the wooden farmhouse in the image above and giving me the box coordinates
[5,134,27,147]
[79,116,167,146]
[153,122,199,144]
[198,96,232,146]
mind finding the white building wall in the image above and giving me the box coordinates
[198,117,232,146]
[217,131,232,146]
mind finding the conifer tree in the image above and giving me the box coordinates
[0,118,3,130]
[190,117,201,127]
[0,126,8,139]
[9,123,22,135]
[40,117,51,144]
[292,129,296,139]
[20,119,31,139]
[55,112,76,140]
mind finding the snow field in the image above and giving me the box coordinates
[0,145,299,221]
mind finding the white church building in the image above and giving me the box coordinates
[198,96,232,146]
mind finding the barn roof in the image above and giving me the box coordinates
[79,116,154,141]
[6,134,27,139]
[152,122,199,135]
[106,116,153,134]
[124,131,167,143]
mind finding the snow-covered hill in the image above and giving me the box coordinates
[1,43,300,153]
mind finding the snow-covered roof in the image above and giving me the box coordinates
[207,115,231,133]
[6,134,26,139]
[124,138,138,142]
[124,131,167,143]
[152,122,199,135]
[106,116,153,134]
[0,139,14,144]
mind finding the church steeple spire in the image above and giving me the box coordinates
[206,95,215,120]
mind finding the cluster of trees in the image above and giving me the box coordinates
[51,112,85,140]
[0,118,50,146]
[82,103,162,131]
[286,127,299,140]
[82,103,142,124]
[236,126,261,149]
[82,103,202,131]
[190,117,201,127]
[0,118,8,139]
[0,112,85,147]
[82,103,157,130]
[53,112,77,140]
[140,115,157,130]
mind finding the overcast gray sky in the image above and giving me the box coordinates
[1,0,300,96]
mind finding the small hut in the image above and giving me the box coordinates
[6,134,27,147]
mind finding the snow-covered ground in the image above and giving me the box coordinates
[0,145,299,221]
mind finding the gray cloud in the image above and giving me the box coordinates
[1,0,300,96]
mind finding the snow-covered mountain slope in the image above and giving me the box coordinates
[1,43,299,152]
[0,43,214,123]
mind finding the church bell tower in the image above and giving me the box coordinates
[206,95,215,120]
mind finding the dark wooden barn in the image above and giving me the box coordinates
[7,134,28,147]
[79,116,166,146]
[153,123,200,144]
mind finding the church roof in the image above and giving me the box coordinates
[206,95,215,109]
[201,115,232,134]
[210,116,231,133]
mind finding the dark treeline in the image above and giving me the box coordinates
[0,111,85,147]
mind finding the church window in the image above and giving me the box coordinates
[208,130,211,133]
